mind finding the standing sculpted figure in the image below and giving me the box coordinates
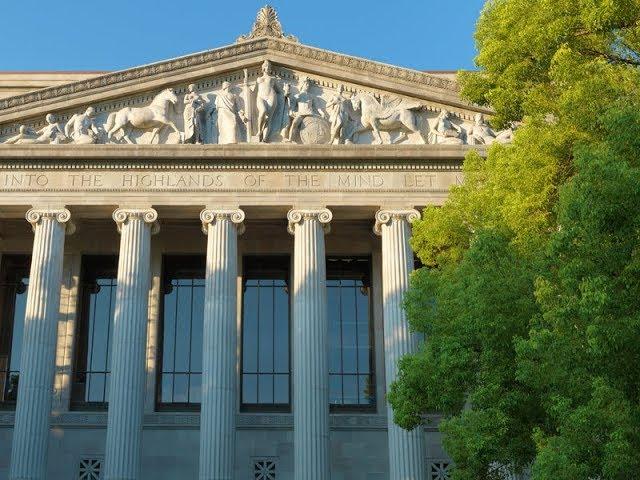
[255,60,284,142]
[428,109,465,145]
[65,107,101,144]
[286,76,326,143]
[36,114,68,144]
[183,84,206,144]
[326,84,356,144]
[213,81,247,144]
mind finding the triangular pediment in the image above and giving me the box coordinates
[0,7,505,148]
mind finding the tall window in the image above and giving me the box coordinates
[71,255,118,409]
[327,257,375,410]
[241,256,290,412]
[0,255,30,406]
[158,255,204,409]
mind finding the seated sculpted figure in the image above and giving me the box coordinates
[65,107,102,144]
[286,76,327,143]
[429,109,465,145]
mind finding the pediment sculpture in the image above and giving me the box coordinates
[0,6,514,147]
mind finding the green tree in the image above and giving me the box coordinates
[388,1,640,479]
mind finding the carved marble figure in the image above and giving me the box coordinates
[2,114,68,145]
[287,77,327,143]
[65,107,102,144]
[428,109,465,145]
[36,114,68,144]
[2,125,38,145]
[213,81,246,144]
[468,113,497,145]
[255,60,284,142]
[105,88,181,144]
[183,84,206,144]
[350,93,425,144]
[326,85,356,144]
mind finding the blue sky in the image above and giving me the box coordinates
[0,0,485,72]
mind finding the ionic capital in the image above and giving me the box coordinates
[26,207,75,235]
[287,208,333,235]
[373,209,420,236]
[112,208,159,235]
[200,208,246,235]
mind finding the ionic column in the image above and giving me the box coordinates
[199,208,244,480]
[104,208,158,480]
[10,208,73,480]
[287,208,332,480]
[374,209,426,480]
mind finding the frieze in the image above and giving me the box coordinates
[0,170,463,193]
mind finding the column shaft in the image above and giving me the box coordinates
[288,208,332,480]
[104,209,157,480]
[376,210,426,480]
[10,209,72,480]
[199,209,244,480]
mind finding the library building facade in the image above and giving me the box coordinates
[0,7,507,480]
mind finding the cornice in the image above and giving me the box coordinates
[0,143,482,163]
[0,38,480,127]
[0,411,441,432]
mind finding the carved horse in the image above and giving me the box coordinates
[105,88,181,144]
[350,92,425,144]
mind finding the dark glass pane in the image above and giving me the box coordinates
[326,257,374,408]
[242,286,259,373]
[242,374,257,404]
[158,256,207,407]
[274,286,289,373]
[87,373,106,403]
[258,374,274,404]
[8,279,28,373]
[173,373,189,403]
[258,287,274,373]
[329,375,342,405]
[241,256,290,409]
[189,373,201,403]
[190,287,204,372]
[174,285,192,373]
[274,374,289,404]
[359,374,375,405]
[343,375,358,404]
[161,374,174,403]
[162,288,177,372]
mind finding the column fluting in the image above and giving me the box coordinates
[287,208,332,480]
[374,209,426,480]
[199,208,244,480]
[9,208,73,480]
[103,208,158,480]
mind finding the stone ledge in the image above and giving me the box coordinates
[0,143,483,162]
[0,412,441,431]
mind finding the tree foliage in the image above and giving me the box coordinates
[388,1,640,479]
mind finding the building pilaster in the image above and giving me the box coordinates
[374,209,426,480]
[103,208,158,480]
[10,208,73,480]
[199,208,244,480]
[287,208,332,480]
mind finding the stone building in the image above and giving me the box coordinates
[0,7,508,480]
